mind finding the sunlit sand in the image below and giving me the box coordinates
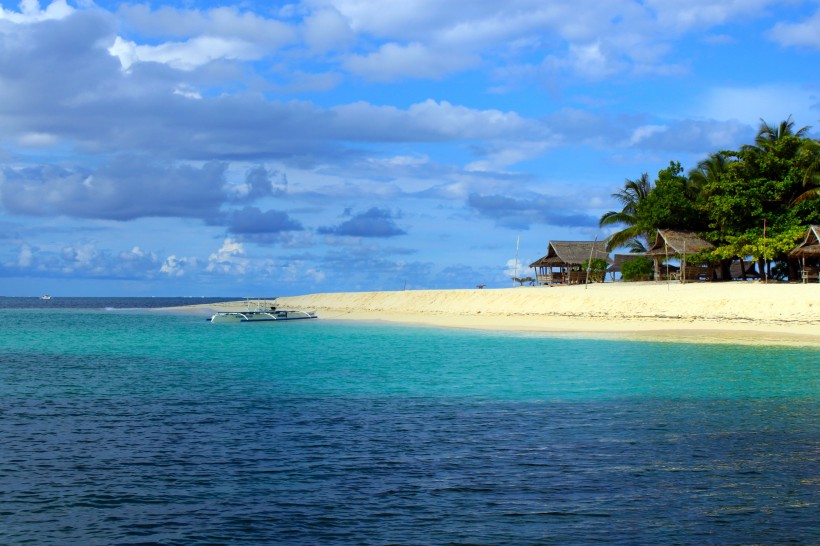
[169,281,820,346]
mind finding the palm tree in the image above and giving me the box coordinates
[792,138,820,204]
[599,173,654,252]
[688,152,728,199]
[745,115,809,154]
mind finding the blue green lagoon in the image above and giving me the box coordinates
[1,299,818,544]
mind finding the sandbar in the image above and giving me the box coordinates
[168,282,820,347]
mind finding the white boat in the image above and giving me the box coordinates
[209,299,317,323]
[40,295,52,300]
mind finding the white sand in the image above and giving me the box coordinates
[171,282,820,346]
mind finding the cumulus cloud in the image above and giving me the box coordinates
[160,255,190,277]
[0,159,227,221]
[302,7,355,52]
[109,35,266,71]
[0,0,73,23]
[318,207,406,237]
[206,238,248,274]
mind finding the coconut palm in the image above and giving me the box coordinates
[792,138,820,204]
[745,115,809,154]
[599,173,654,252]
[688,152,728,199]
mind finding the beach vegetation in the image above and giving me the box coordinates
[582,258,608,282]
[599,173,654,252]
[600,117,820,281]
[620,256,653,281]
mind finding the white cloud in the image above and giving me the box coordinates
[768,9,820,49]
[0,0,73,23]
[207,238,248,274]
[645,0,775,32]
[629,124,668,146]
[302,7,355,52]
[109,35,264,71]
[160,255,188,276]
[344,42,478,81]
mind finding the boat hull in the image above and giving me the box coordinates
[209,310,317,323]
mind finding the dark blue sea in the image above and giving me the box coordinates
[0,297,817,544]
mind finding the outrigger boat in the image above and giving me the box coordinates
[209,299,317,323]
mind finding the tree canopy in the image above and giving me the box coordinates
[600,117,820,278]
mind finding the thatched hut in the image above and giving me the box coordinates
[645,230,714,281]
[789,225,820,283]
[529,241,611,285]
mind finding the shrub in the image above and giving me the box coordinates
[581,258,608,282]
[621,256,653,281]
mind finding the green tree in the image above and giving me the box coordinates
[636,161,703,233]
[792,138,820,205]
[702,118,817,279]
[599,173,654,252]
[688,152,729,199]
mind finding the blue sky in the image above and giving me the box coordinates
[1,0,819,296]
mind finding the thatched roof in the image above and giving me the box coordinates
[530,241,611,268]
[789,225,820,257]
[645,230,713,257]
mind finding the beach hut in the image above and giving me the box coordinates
[645,230,714,281]
[789,225,820,283]
[529,241,611,286]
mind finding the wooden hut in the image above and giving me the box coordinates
[645,230,714,281]
[529,241,610,286]
[789,225,820,283]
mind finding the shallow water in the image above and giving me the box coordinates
[1,307,817,544]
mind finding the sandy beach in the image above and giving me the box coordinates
[172,281,820,346]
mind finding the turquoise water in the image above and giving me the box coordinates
[1,307,818,543]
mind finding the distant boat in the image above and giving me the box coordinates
[209,299,317,323]
[40,295,52,300]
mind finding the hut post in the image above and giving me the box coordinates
[653,256,660,281]
[803,256,806,284]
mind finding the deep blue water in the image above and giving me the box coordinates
[0,300,817,544]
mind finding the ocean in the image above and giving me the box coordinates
[0,297,817,544]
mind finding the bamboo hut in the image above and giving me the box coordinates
[529,241,611,286]
[789,225,820,283]
[645,230,714,281]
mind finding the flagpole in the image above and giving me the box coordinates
[513,235,520,287]
[585,235,598,289]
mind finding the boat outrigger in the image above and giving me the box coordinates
[209,299,317,323]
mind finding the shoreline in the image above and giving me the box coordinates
[168,282,820,347]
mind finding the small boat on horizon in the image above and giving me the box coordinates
[40,295,52,300]
[209,299,317,323]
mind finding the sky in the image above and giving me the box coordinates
[1,0,819,297]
